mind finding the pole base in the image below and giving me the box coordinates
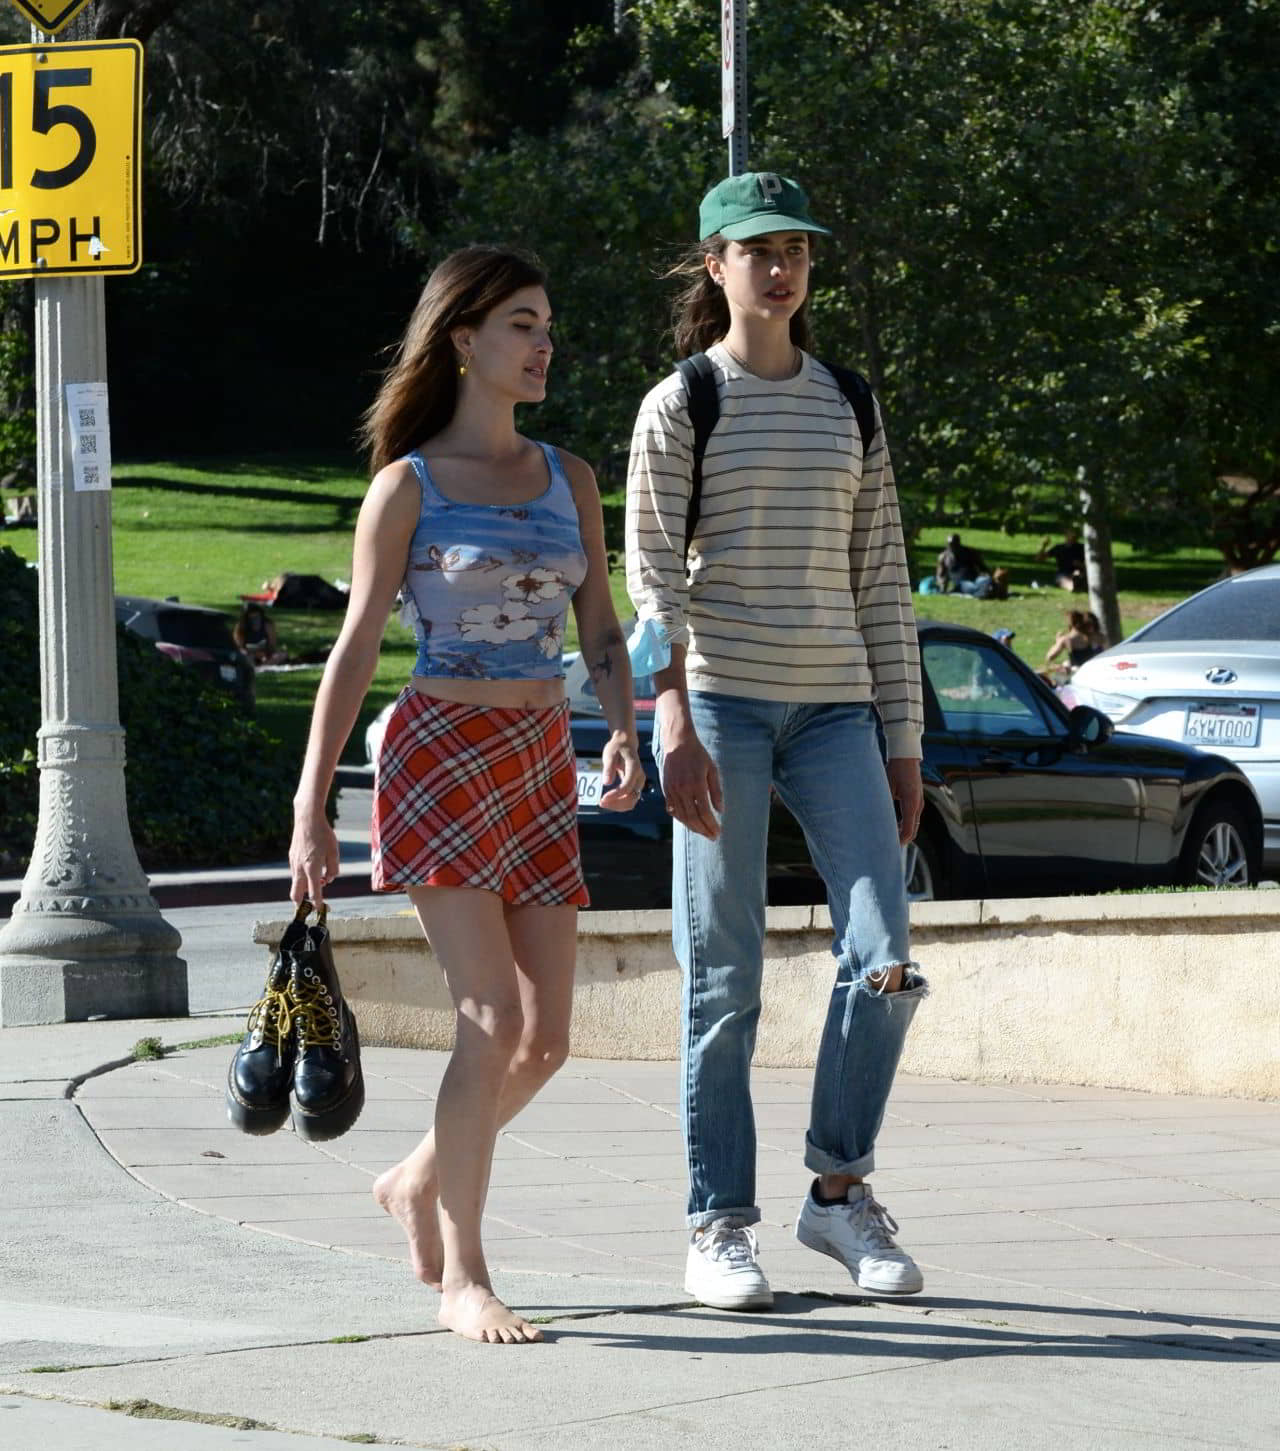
[0,907,188,1025]
[0,951,188,1026]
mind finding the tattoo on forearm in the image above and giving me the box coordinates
[588,627,625,683]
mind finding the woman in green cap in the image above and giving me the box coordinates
[625,172,928,1312]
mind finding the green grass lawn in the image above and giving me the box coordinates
[2,457,1230,768]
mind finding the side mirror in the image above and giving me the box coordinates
[1065,704,1114,751]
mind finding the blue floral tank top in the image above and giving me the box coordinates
[400,442,588,680]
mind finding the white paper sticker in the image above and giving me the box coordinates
[65,382,112,492]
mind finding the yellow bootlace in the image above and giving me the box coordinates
[292,967,340,1050]
[244,980,295,1063]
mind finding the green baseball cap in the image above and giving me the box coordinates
[698,172,832,242]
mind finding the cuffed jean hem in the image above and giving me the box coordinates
[687,1206,761,1231]
[802,1139,876,1179]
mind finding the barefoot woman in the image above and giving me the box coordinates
[289,246,643,1344]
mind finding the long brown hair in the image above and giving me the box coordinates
[668,236,816,357]
[361,245,548,475]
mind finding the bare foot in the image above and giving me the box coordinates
[372,1163,444,1290]
[438,1284,543,1344]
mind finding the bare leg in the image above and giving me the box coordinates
[375,887,575,1343]
[373,898,577,1290]
[373,1057,556,1289]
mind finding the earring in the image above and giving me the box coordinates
[458,360,469,377]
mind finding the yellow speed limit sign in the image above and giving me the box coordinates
[0,39,142,279]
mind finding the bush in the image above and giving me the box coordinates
[0,296,36,482]
[0,549,40,866]
[0,546,298,872]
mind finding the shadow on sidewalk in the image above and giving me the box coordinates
[527,1292,1278,1361]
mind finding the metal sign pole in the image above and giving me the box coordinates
[0,3,185,1025]
[722,0,748,175]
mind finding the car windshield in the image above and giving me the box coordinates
[1139,578,1280,643]
[157,609,233,650]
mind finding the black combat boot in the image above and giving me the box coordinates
[287,905,365,1142]
[225,951,297,1134]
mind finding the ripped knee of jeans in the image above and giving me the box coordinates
[856,960,928,1001]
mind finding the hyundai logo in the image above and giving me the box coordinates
[1205,667,1238,685]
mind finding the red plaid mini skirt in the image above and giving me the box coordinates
[371,686,588,907]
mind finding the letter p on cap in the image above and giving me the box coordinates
[758,173,783,202]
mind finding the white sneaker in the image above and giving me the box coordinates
[795,1182,924,1294]
[684,1217,774,1310]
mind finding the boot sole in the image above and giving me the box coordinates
[225,1067,291,1136]
[291,1021,366,1143]
[795,1220,924,1295]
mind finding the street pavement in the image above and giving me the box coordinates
[1,996,1277,1449]
[176,893,401,1016]
[1,781,395,1015]
[0,779,380,924]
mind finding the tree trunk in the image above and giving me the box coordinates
[1079,480,1123,648]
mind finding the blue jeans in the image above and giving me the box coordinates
[955,575,993,597]
[658,693,927,1229]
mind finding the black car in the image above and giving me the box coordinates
[568,619,1264,908]
[115,595,256,711]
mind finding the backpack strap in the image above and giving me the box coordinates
[676,352,879,566]
[820,359,878,458]
[675,352,719,565]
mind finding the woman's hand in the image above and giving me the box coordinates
[290,806,340,908]
[598,733,646,812]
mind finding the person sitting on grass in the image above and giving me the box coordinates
[935,533,995,597]
[1036,528,1086,591]
[233,605,288,667]
[1042,609,1106,675]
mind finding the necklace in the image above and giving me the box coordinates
[722,342,802,381]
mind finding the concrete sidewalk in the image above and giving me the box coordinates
[1,1017,1277,1450]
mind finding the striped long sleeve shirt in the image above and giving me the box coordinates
[624,343,923,760]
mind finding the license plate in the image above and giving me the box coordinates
[1184,702,1260,748]
[219,664,237,683]
[576,759,603,806]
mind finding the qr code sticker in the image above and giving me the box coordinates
[78,408,96,428]
[79,434,98,455]
[83,465,100,487]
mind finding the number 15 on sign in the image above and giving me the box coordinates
[0,40,142,279]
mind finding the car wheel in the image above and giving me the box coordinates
[903,826,943,902]
[1179,801,1256,889]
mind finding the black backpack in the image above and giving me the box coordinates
[675,352,878,563]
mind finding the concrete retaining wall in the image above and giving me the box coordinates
[253,892,1280,1099]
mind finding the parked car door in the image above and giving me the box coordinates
[919,633,1144,893]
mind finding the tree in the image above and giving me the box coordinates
[442,88,714,482]
[46,3,640,456]
[0,283,35,488]
[631,0,1260,624]
[1143,1,1280,574]
[7,0,1274,594]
